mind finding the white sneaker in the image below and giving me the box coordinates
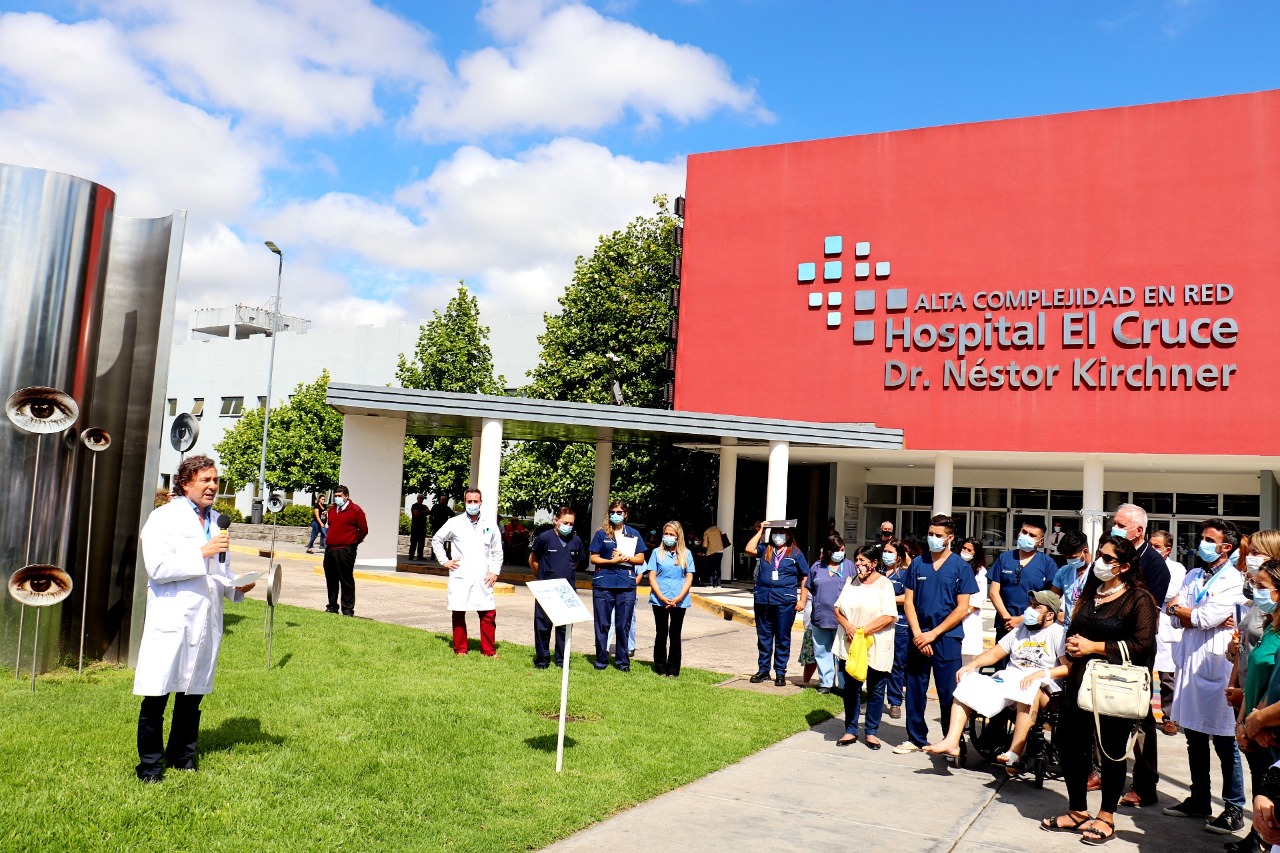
[892,741,921,754]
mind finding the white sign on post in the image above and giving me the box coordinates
[526,579,593,773]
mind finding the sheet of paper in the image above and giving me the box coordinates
[212,570,264,588]
[615,534,638,558]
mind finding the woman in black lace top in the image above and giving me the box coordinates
[1042,535,1158,845]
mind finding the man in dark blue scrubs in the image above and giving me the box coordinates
[895,514,978,754]
[988,518,1057,643]
[528,506,586,669]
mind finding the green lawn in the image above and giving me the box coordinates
[0,600,839,852]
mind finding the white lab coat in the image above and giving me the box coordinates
[1153,559,1187,672]
[1170,563,1244,736]
[432,512,503,611]
[962,568,988,657]
[133,499,244,697]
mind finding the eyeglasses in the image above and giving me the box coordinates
[1096,553,1120,565]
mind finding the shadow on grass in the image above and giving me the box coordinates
[805,709,835,727]
[274,653,293,670]
[202,716,285,754]
[224,613,246,628]
[525,733,577,752]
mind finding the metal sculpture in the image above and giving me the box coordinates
[76,427,111,674]
[169,412,199,460]
[7,565,73,691]
[264,563,282,671]
[5,387,79,678]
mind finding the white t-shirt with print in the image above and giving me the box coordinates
[998,621,1066,672]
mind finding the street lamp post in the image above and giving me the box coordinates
[252,240,284,525]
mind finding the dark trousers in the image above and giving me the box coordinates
[905,644,962,746]
[409,530,426,560]
[136,692,204,779]
[307,521,326,549]
[1185,728,1245,810]
[885,621,909,706]
[652,605,687,676]
[1158,670,1175,718]
[452,609,496,655]
[753,602,797,676]
[1060,700,1134,813]
[593,588,635,669]
[323,544,357,614]
[533,602,566,667]
[842,666,889,737]
[1129,704,1159,799]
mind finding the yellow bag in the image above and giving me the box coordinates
[845,628,869,682]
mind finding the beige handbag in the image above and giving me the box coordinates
[1078,641,1149,761]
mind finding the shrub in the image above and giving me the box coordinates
[399,512,412,536]
[213,500,245,523]
[265,503,315,527]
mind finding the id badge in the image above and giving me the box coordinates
[772,569,779,581]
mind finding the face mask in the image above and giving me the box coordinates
[1254,587,1279,615]
[558,523,573,536]
[1065,556,1086,571]
[334,496,346,507]
[771,534,787,547]
[881,550,897,566]
[1229,550,1240,568]
[830,550,846,564]
[609,512,624,526]
[1198,539,1221,564]
[927,535,947,553]
[1021,606,1042,628]
[856,564,874,580]
[1247,554,1266,576]
[465,502,481,517]
[959,551,974,563]
[1092,558,1115,582]
[1110,525,1127,539]
[1017,533,1037,552]
[662,535,677,548]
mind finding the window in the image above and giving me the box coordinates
[1223,494,1260,517]
[1049,490,1082,511]
[258,396,267,409]
[951,487,972,508]
[217,480,237,500]
[900,486,934,507]
[1132,491,1174,515]
[1177,493,1219,515]
[974,487,1006,508]
[1103,491,1130,513]
[1011,488,1047,509]
[167,398,177,416]
[161,474,171,491]
[220,396,244,417]
[191,398,204,419]
[866,484,896,504]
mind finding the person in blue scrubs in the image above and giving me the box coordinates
[987,518,1057,643]
[880,537,911,720]
[646,521,696,676]
[528,506,586,668]
[894,514,978,754]
[589,499,647,671]
[807,535,852,694]
[745,523,809,686]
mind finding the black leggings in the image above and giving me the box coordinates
[652,606,687,676]
[1058,699,1135,813]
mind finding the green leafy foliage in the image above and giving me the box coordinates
[264,503,315,527]
[501,196,717,523]
[214,370,344,495]
[212,500,245,524]
[397,284,504,497]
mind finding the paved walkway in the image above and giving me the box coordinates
[238,539,1251,853]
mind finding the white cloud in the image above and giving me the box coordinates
[406,0,768,140]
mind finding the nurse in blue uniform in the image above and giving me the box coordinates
[880,537,911,720]
[528,506,587,668]
[894,514,978,754]
[589,499,647,671]
[745,522,809,686]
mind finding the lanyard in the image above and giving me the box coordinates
[1192,567,1226,606]
[772,547,788,571]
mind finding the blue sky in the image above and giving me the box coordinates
[1,0,1277,381]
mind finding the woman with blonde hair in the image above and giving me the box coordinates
[647,521,696,677]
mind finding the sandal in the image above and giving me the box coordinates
[837,735,858,747]
[996,750,1021,765]
[1040,812,1090,833]
[1080,818,1115,845]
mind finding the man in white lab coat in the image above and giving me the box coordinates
[133,455,255,782]
[432,488,503,656]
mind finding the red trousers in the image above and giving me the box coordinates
[452,609,497,655]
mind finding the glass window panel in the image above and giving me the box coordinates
[1049,490,1082,511]
[219,396,243,416]
[1048,515,1082,556]
[1011,488,1048,509]
[1177,493,1219,515]
[902,510,935,545]
[1223,494,1260,517]
[191,398,204,418]
[952,487,972,508]
[974,487,1006,508]
[864,506,896,540]
[866,484,896,505]
[1131,492,1174,516]
[167,398,177,416]
[901,486,934,507]
[1103,491,1129,513]
[975,511,1008,552]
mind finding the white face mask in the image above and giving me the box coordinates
[1246,554,1266,576]
[959,551,974,563]
[771,534,787,547]
[1092,557,1116,582]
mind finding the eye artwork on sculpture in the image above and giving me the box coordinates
[5,387,79,434]
[80,427,111,452]
[8,565,73,607]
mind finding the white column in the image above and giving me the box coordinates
[716,443,738,581]
[469,434,482,490]
[1082,455,1105,555]
[765,440,789,520]
[338,413,406,570]
[592,437,612,526]
[477,418,503,522]
[932,453,954,516]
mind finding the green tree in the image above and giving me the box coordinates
[501,196,717,523]
[214,370,344,495]
[397,283,505,497]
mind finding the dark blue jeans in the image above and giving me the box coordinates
[841,665,889,737]
[885,621,909,706]
[753,602,798,676]
[593,588,635,669]
[307,521,326,549]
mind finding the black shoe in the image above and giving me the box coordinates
[594,664,608,671]
[1224,829,1267,852]
[1206,807,1245,835]
[534,664,549,670]
[775,675,787,687]
[816,686,832,695]
[1163,798,1212,819]
[616,666,630,672]
[325,606,339,613]
[137,772,163,783]
[749,672,769,683]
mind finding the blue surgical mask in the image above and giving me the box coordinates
[334,496,346,507]
[1017,533,1037,552]
[1229,550,1240,568]
[881,550,896,566]
[927,535,947,553]
[1198,539,1221,564]
[830,550,846,564]
[558,523,573,537]
[1110,525,1127,539]
[465,502,481,517]
[662,535,677,548]
[1021,606,1042,628]
[1066,556,1086,571]
[609,512,624,526]
[1254,587,1279,615]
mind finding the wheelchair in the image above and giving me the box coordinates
[957,680,1060,788]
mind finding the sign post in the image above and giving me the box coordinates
[526,579,592,773]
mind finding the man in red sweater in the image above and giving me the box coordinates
[323,484,368,616]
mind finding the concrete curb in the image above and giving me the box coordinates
[309,565,516,594]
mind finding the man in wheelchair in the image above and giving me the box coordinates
[924,590,1070,767]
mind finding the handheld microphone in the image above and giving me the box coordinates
[217,513,231,563]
